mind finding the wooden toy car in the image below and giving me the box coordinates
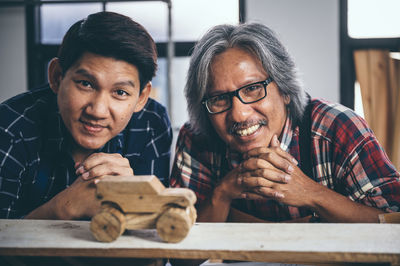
[90,175,197,243]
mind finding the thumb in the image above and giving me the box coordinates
[270,134,280,148]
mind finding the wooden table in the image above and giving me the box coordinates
[0,219,399,265]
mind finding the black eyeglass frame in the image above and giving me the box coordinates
[202,77,274,114]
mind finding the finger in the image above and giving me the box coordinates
[241,192,266,200]
[270,136,298,165]
[239,176,275,190]
[244,147,268,159]
[269,134,280,148]
[242,155,294,175]
[94,176,105,185]
[243,186,284,200]
[256,186,285,199]
[241,169,291,187]
[245,144,298,166]
[75,153,130,172]
[81,163,133,180]
[79,153,129,170]
[257,152,295,174]
[241,190,283,201]
[75,153,132,180]
[93,175,112,185]
[241,157,273,171]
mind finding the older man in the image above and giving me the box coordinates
[0,12,172,220]
[170,23,400,223]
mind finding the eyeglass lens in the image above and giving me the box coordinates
[206,81,266,113]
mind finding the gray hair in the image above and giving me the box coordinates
[185,22,307,137]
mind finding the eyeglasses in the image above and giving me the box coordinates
[202,77,273,114]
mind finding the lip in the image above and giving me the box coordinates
[235,124,261,137]
[80,120,107,134]
[232,124,264,143]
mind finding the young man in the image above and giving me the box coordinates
[170,23,400,223]
[0,12,172,220]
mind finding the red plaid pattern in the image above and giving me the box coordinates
[170,98,400,221]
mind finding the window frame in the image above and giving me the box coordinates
[0,0,245,90]
[339,0,400,109]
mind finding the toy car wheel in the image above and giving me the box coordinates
[90,204,126,242]
[156,206,191,243]
[188,205,197,225]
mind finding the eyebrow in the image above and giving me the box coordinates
[208,81,256,97]
[74,69,136,88]
[114,80,135,88]
[208,78,265,95]
[75,69,97,81]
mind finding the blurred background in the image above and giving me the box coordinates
[0,0,399,168]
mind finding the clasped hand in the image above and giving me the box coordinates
[219,135,317,208]
[54,153,133,219]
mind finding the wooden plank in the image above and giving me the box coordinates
[354,50,393,157]
[379,212,400,224]
[0,219,399,265]
[354,50,373,126]
[388,55,399,119]
[389,57,400,170]
[392,106,400,170]
[369,50,390,152]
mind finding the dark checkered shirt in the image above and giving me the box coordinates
[0,86,172,218]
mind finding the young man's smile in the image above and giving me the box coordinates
[49,52,151,158]
[80,119,109,134]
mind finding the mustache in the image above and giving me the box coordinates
[228,119,267,134]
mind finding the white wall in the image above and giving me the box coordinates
[0,1,341,170]
[0,6,27,103]
[246,0,340,102]
[0,1,340,106]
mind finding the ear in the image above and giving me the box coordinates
[283,94,291,105]
[134,82,151,112]
[48,58,63,94]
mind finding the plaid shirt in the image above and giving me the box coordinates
[0,86,172,219]
[170,98,400,221]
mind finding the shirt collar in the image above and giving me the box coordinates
[41,100,68,155]
[280,113,296,152]
[99,132,124,153]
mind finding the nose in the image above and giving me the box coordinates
[228,96,252,122]
[84,92,109,119]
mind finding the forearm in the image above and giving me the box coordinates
[309,185,384,223]
[24,196,65,220]
[24,186,89,220]
[196,186,232,222]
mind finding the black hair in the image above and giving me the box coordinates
[57,11,157,91]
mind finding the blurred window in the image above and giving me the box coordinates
[348,0,400,39]
[41,4,102,44]
[107,0,238,42]
[36,0,239,127]
[346,0,400,117]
